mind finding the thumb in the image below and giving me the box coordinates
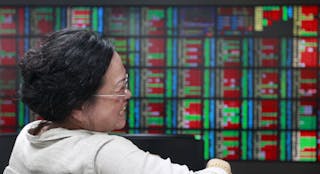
[206,158,232,174]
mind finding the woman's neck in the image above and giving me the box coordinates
[29,118,82,135]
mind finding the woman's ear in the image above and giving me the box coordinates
[70,109,86,125]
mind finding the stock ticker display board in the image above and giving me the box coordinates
[0,5,319,162]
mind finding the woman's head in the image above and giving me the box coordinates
[20,28,115,124]
[78,52,131,132]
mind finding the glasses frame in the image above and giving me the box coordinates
[93,73,128,98]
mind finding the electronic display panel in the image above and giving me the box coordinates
[0,5,319,162]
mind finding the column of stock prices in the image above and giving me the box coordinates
[0,5,319,162]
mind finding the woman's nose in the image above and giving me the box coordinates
[125,89,132,100]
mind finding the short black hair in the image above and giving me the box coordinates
[19,28,114,122]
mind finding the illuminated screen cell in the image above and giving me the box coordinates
[71,7,90,28]
[0,38,16,65]
[0,8,17,35]
[217,7,253,35]
[241,130,254,160]
[293,100,317,130]
[0,68,16,96]
[127,99,137,129]
[293,69,317,98]
[30,8,54,34]
[216,131,240,160]
[104,7,130,35]
[319,70,320,98]
[179,38,203,67]
[255,6,281,31]
[0,98,16,133]
[261,6,281,25]
[141,99,165,133]
[141,7,165,35]
[179,69,202,97]
[142,39,165,66]
[179,7,215,36]
[293,6,318,36]
[217,38,241,67]
[260,70,278,97]
[318,132,320,161]
[254,6,293,34]
[202,130,215,159]
[216,69,241,98]
[254,69,279,99]
[110,38,128,64]
[216,100,240,129]
[178,99,202,129]
[241,99,254,129]
[111,38,128,53]
[254,38,280,67]
[141,69,164,97]
[254,131,278,160]
[292,131,317,161]
[254,100,278,129]
[293,38,318,67]
[165,99,178,130]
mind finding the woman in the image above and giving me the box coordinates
[4,28,231,174]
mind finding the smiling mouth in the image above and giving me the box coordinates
[121,106,126,112]
[120,103,127,114]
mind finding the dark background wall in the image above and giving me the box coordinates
[1,134,320,173]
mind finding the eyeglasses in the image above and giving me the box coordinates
[94,74,128,98]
